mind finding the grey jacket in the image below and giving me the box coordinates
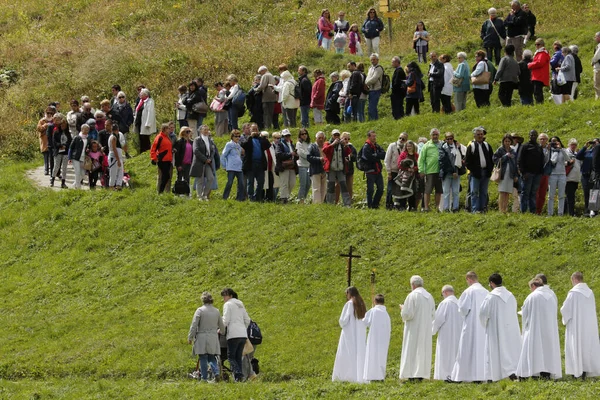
[495,55,520,83]
[188,304,225,355]
[190,136,210,177]
[257,72,278,103]
[560,54,576,82]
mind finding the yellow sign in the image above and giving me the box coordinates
[379,0,389,12]
[383,11,401,18]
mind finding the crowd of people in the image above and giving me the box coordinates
[333,271,600,383]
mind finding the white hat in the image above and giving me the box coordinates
[260,131,269,138]
[331,129,341,136]
[282,129,291,136]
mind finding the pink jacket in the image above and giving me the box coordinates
[318,17,334,36]
[310,77,326,109]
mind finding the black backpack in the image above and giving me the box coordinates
[356,145,367,172]
[293,83,301,100]
[247,320,262,345]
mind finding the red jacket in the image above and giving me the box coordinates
[150,132,173,163]
[310,76,326,109]
[322,141,351,172]
[528,48,550,86]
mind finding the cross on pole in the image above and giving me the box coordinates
[340,246,361,288]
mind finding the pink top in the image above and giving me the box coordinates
[89,150,102,161]
[318,17,334,35]
[183,141,193,165]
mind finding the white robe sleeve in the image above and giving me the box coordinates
[458,290,471,318]
[432,301,446,335]
[363,308,373,327]
[479,295,491,328]
[401,293,416,322]
[339,301,353,328]
[560,292,574,326]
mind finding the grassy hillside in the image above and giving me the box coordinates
[3,0,600,398]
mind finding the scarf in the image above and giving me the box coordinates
[136,97,146,113]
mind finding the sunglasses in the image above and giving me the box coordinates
[234,135,241,138]
[118,96,125,99]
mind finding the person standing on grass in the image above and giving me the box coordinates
[188,292,225,383]
[481,8,505,66]
[332,286,367,383]
[449,271,488,383]
[471,50,491,107]
[310,69,326,126]
[516,278,562,380]
[150,123,173,194]
[307,131,327,204]
[453,52,471,112]
[427,52,444,113]
[493,134,518,213]
[38,106,56,176]
[365,53,383,121]
[275,129,298,204]
[241,125,270,202]
[413,21,429,63]
[592,32,600,100]
[333,11,350,55]
[465,126,493,213]
[108,124,124,189]
[405,62,423,116]
[518,50,534,105]
[399,275,435,381]
[323,129,352,207]
[432,285,461,381]
[173,127,193,192]
[221,288,251,383]
[418,128,442,212]
[112,91,134,158]
[560,272,600,379]
[390,56,407,119]
[133,88,156,153]
[295,128,311,204]
[494,45,520,107]
[317,9,335,50]
[69,123,90,190]
[190,125,214,201]
[362,8,384,55]
[384,132,408,209]
[440,54,454,114]
[576,138,598,215]
[535,133,551,214]
[546,136,570,217]
[50,113,71,189]
[324,72,343,125]
[479,273,521,382]
[281,71,299,128]
[256,66,277,130]
[221,130,245,201]
[528,38,550,104]
[298,66,312,128]
[517,130,544,213]
[504,0,528,61]
[363,294,391,383]
[361,130,386,209]
[438,133,463,212]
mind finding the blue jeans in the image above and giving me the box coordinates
[520,96,533,105]
[300,106,310,128]
[520,173,542,213]
[470,175,490,212]
[442,175,460,211]
[199,354,219,381]
[297,166,311,200]
[385,172,397,208]
[582,174,592,212]
[227,338,246,382]
[547,174,566,216]
[358,99,366,122]
[223,170,245,201]
[246,163,265,201]
[368,90,381,120]
[228,107,239,130]
[366,173,384,208]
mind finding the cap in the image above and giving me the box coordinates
[510,133,523,139]
[332,129,341,136]
[282,129,291,136]
[86,118,96,125]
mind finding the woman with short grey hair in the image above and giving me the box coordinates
[558,46,576,103]
[133,88,156,153]
[453,52,470,111]
[188,292,225,382]
[568,45,583,99]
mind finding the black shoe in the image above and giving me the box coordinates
[61,180,68,189]
[126,152,132,159]
[44,170,49,176]
[50,178,55,187]
[539,372,551,380]
[509,374,517,381]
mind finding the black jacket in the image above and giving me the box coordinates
[76,111,94,132]
[183,87,208,119]
[518,60,533,96]
[275,140,298,173]
[518,141,544,175]
[391,66,407,97]
[299,74,312,107]
[307,143,325,176]
[241,136,270,172]
[481,18,506,48]
[504,9,528,37]
[325,81,343,113]
[428,60,445,88]
[465,141,494,179]
[53,127,72,156]
[592,145,600,179]
[69,135,90,161]
[348,70,364,96]
[573,54,583,84]
[112,102,133,133]
[173,137,192,168]
[361,141,385,174]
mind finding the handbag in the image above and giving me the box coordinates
[489,20,505,47]
[210,99,224,112]
[83,155,93,171]
[282,159,296,170]
[191,100,208,114]
[491,158,502,183]
[355,41,364,56]
[471,70,491,85]
[242,338,254,356]
[451,76,464,87]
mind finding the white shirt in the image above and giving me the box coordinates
[201,134,211,157]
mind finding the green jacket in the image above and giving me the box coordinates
[418,140,441,174]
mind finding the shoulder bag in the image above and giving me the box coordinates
[491,157,502,182]
[489,20,506,47]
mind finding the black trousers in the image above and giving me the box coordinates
[564,181,578,216]
[485,47,502,65]
[441,94,453,114]
[473,88,490,107]
[406,98,420,115]
[428,82,442,113]
[325,109,341,124]
[498,82,516,107]
[391,94,405,119]
[157,161,172,193]
[532,81,545,104]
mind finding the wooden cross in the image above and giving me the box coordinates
[340,246,361,287]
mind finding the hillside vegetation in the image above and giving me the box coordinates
[3,0,600,398]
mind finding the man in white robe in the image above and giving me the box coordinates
[479,273,521,382]
[450,271,488,382]
[432,285,462,380]
[560,271,600,379]
[363,294,391,382]
[399,275,435,380]
[332,287,367,383]
[516,277,562,380]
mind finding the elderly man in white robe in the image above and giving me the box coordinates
[399,275,435,381]
[432,285,462,380]
[479,273,521,382]
[449,271,488,383]
[516,278,562,380]
[363,294,391,382]
[560,271,600,379]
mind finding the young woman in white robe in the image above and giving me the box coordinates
[332,286,367,383]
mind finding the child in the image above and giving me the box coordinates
[413,21,430,63]
[348,24,362,56]
[88,141,103,189]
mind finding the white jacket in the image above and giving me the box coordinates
[282,80,300,110]
[222,298,250,340]
[135,98,157,136]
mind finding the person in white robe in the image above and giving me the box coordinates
[560,271,600,379]
[332,286,367,383]
[363,294,391,382]
[432,285,462,380]
[479,273,521,382]
[516,278,562,380]
[450,271,489,382]
[399,275,435,380]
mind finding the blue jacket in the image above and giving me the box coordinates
[361,18,384,39]
[221,140,243,172]
[406,71,424,100]
[453,61,471,93]
[493,146,518,179]
[576,146,595,175]
[307,143,325,176]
